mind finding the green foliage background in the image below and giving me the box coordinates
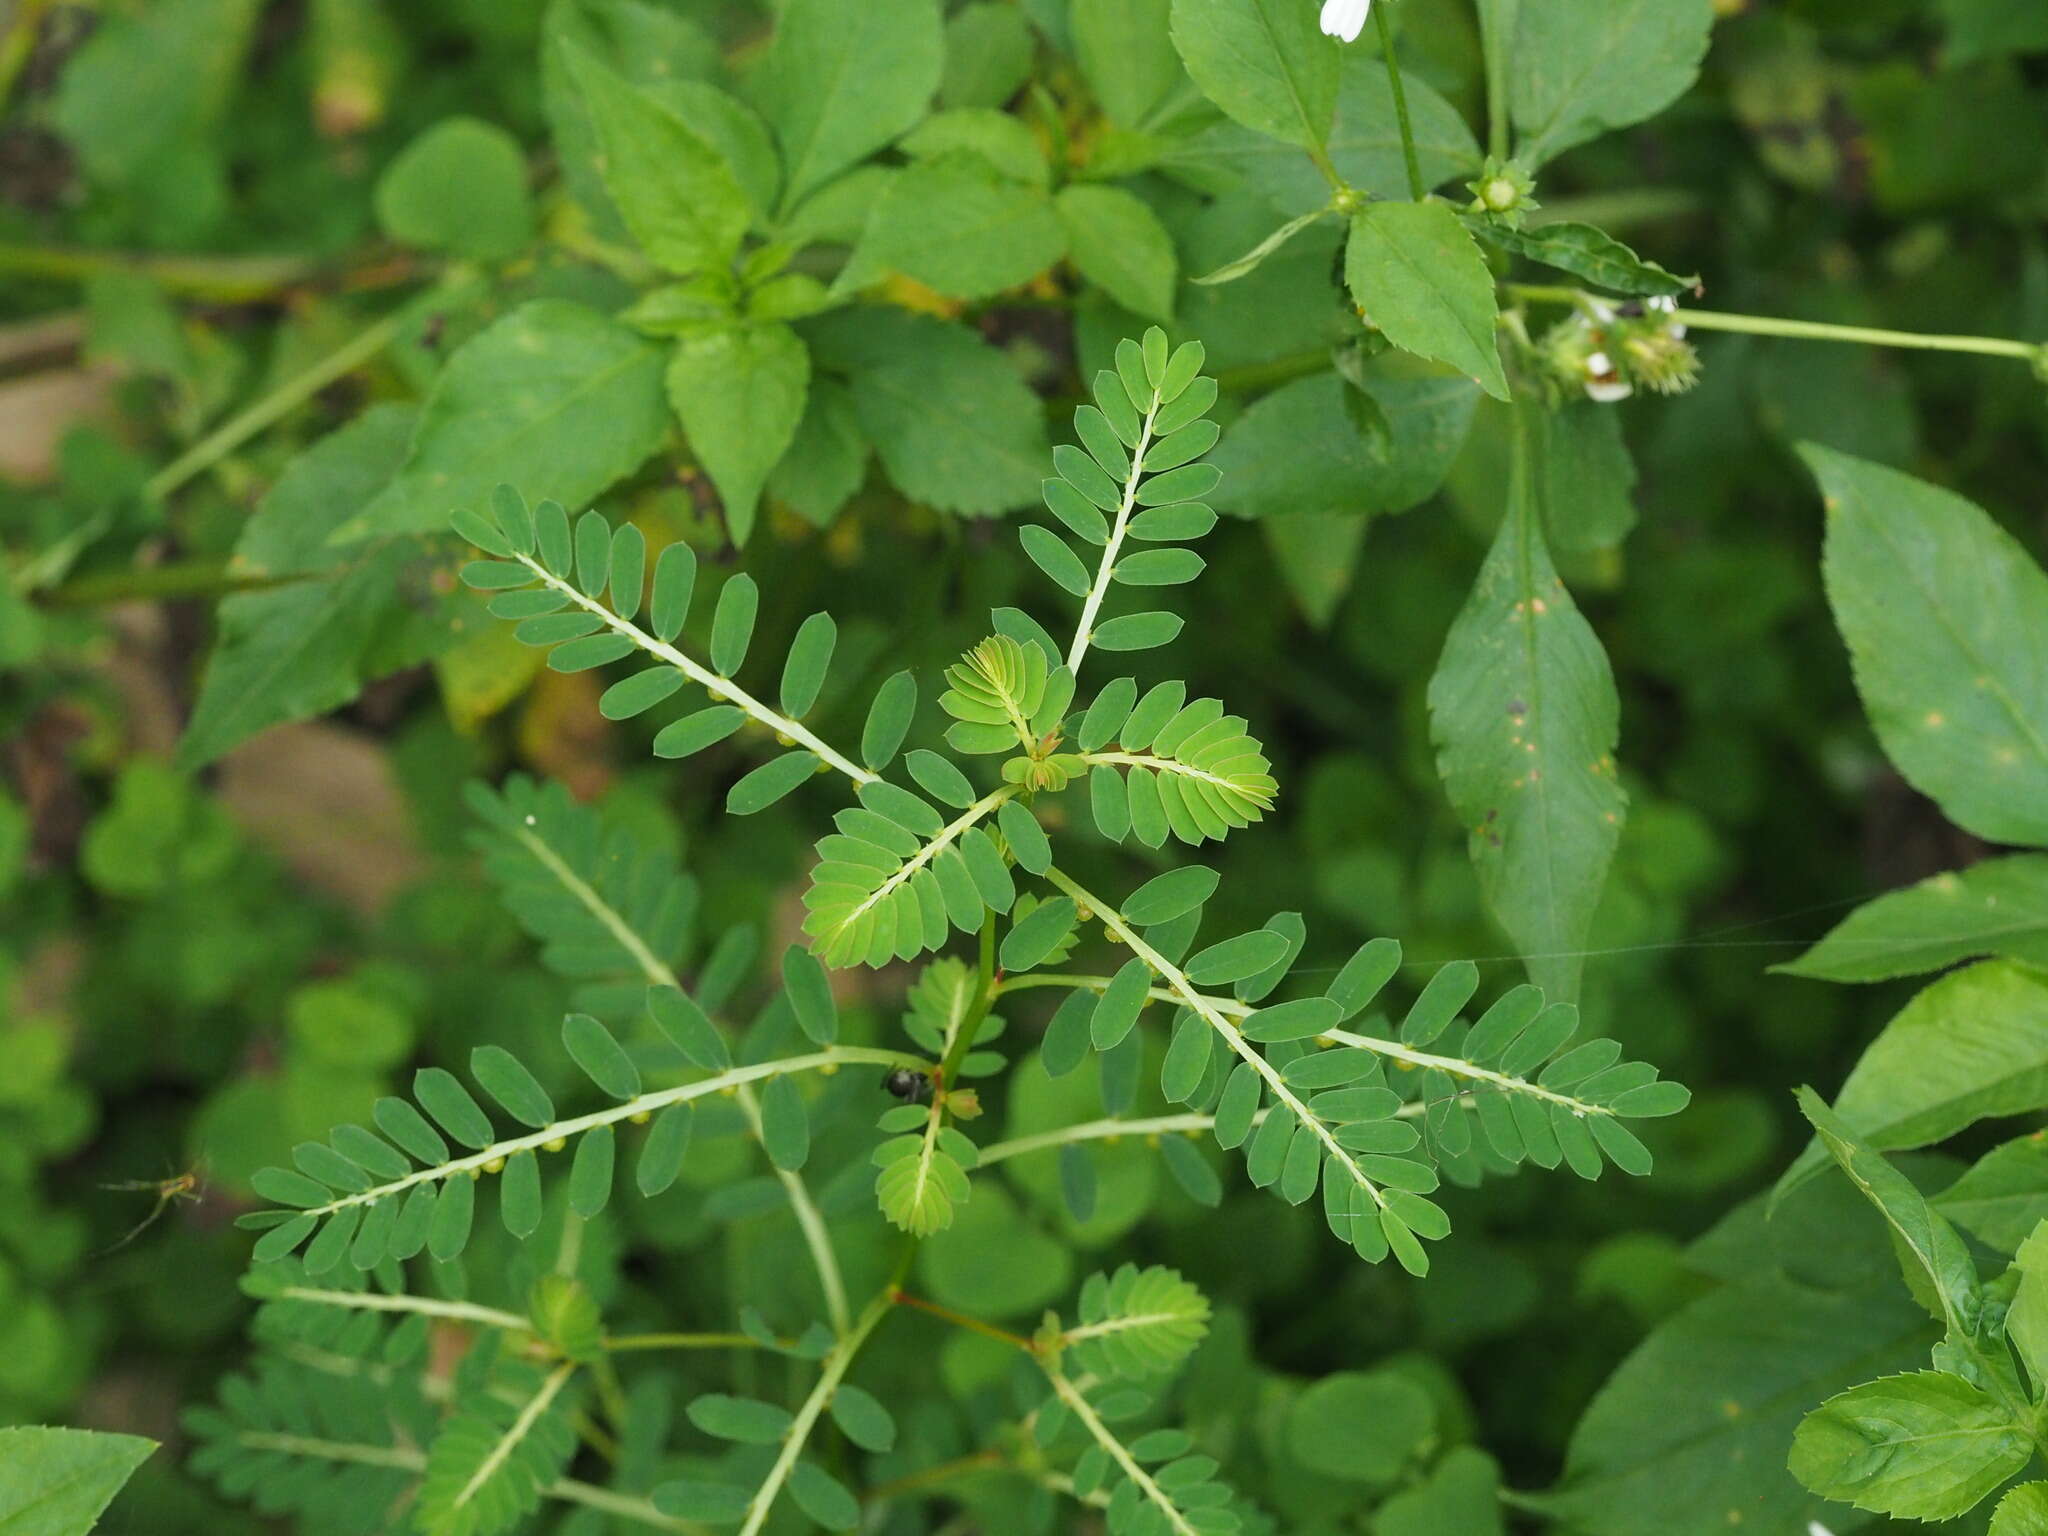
[1,0,2047,1532]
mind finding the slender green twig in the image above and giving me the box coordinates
[288,1048,923,1220]
[1477,0,1510,160]
[1507,284,2044,363]
[1067,384,1162,677]
[892,1291,1034,1351]
[514,555,879,789]
[231,1434,704,1533]
[509,816,861,1336]
[737,1290,893,1536]
[144,304,411,503]
[0,241,324,302]
[0,0,52,116]
[36,559,294,608]
[1373,5,1428,201]
[602,1331,765,1353]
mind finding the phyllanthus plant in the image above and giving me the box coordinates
[186,330,1689,1536]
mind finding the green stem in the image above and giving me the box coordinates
[35,559,296,607]
[291,1047,927,1220]
[939,914,1001,1088]
[144,302,413,503]
[602,1331,766,1353]
[276,1287,530,1332]
[507,818,861,1336]
[892,1290,1034,1352]
[737,1290,893,1536]
[1506,284,2043,362]
[1373,5,1428,201]
[976,1113,1222,1167]
[1479,0,1510,160]
[233,1434,704,1533]
[1044,1369,1201,1536]
[1673,307,2042,360]
[0,0,52,115]
[0,242,326,303]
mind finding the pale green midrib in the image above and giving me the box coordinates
[451,1361,576,1514]
[736,1292,891,1536]
[837,786,1018,932]
[231,1433,703,1534]
[1323,1028,1613,1117]
[511,819,855,1336]
[277,1286,527,1331]
[1045,1369,1201,1536]
[1067,389,1161,675]
[1042,866,1386,1212]
[1079,749,1274,803]
[515,554,876,786]
[293,1048,916,1218]
[1061,1309,1189,1345]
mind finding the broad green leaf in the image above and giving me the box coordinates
[666,322,810,545]
[375,118,534,263]
[51,0,260,187]
[1935,1138,2048,1255]
[1211,366,1479,520]
[1796,1087,1981,1343]
[1168,0,1337,150]
[1509,0,1716,167]
[1779,962,2048,1204]
[336,301,666,541]
[1781,856,2048,982]
[539,0,720,242]
[1345,201,1509,400]
[768,378,870,528]
[1072,0,1183,128]
[942,2,1036,109]
[1469,218,1695,299]
[1808,445,2048,847]
[564,45,749,276]
[1428,433,1625,1003]
[2010,1222,2048,1397]
[808,309,1048,516]
[843,158,1065,301]
[1990,1483,2048,1536]
[1286,1371,1435,1481]
[1790,1371,2029,1521]
[0,1426,156,1536]
[1055,184,1178,321]
[1531,1274,1933,1536]
[1521,396,1638,553]
[181,405,472,767]
[751,0,944,210]
[1941,0,2048,64]
[920,1181,1072,1316]
[1374,1448,1504,1536]
[1165,57,1479,212]
[900,109,1048,187]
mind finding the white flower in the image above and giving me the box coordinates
[1808,1525,1837,1536]
[1582,351,1633,403]
[1320,0,1371,42]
